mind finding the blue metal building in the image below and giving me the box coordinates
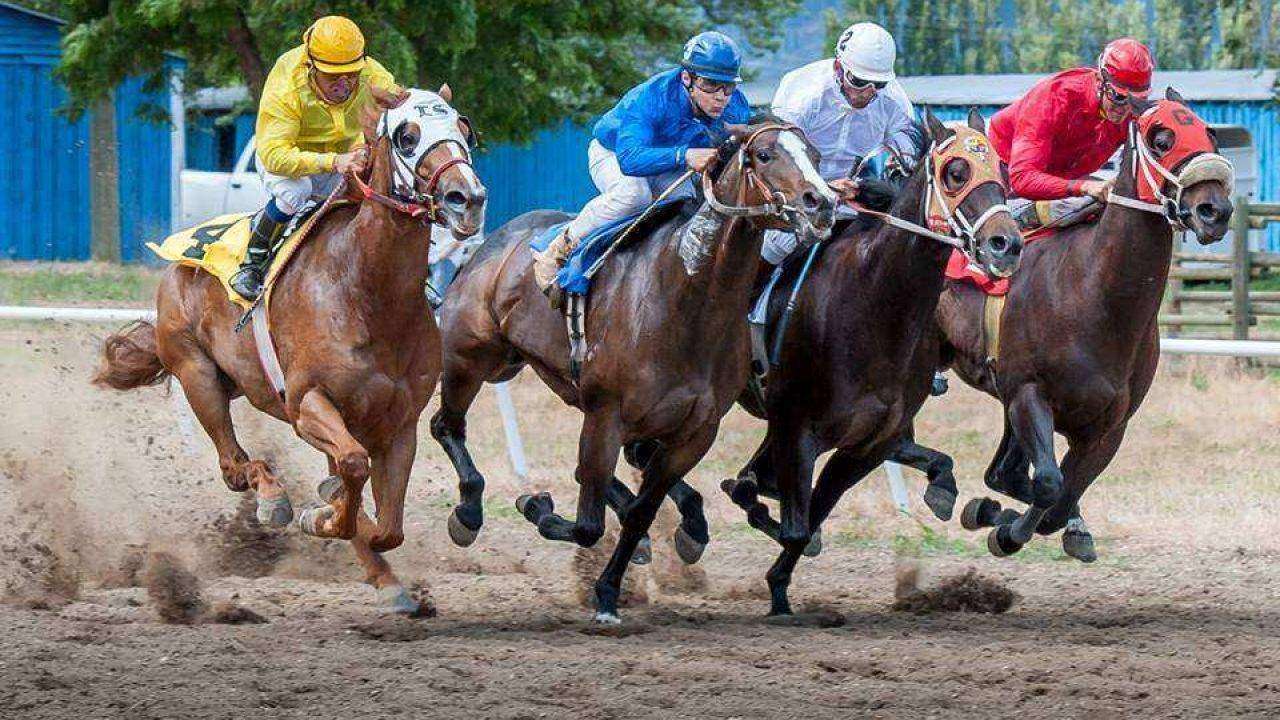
[0,1,183,261]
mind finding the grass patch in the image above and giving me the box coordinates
[0,262,160,305]
[891,523,980,558]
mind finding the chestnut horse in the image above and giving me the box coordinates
[93,87,486,612]
[722,110,1023,615]
[895,91,1234,562]
[433,120,837,622]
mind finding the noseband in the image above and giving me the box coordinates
[350,137,476,226]
[701,124,806,218]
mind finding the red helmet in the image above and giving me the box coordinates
[1098,38,1154,93]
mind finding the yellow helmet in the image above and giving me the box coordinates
[303,16,366,73]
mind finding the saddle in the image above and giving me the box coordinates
[148,192,353,308]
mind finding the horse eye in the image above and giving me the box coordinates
[755,150,772,164]
[946,159,970,186]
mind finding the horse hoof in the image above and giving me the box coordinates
[961,497,998,531]
[924,485,957,521]
[592,611,622,625]
[1062,530,1097,563]
[719,477,737,496]
[515,491,551,519]
[673,526,706,565]
[256,494,294,528]
[377,585,421,615]
[316,475,342,503]
[447,509,479,547]
[995,508,1023,526]
[297,504,333,537]
[802,529,823,558]
[986,525,1022,558]
[631,536,652,566]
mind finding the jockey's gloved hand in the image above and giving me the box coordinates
[854,178,897,212]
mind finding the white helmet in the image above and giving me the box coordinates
[835,22,897,83]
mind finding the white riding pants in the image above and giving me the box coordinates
[565,140,693,242]
[259,160,343,216]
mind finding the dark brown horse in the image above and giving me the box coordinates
[895,91,1234,562]
[432,120,837,622]
[93,87,486,612]
[722,110,1023,615]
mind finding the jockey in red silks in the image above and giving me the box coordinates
[988,37,1154,231]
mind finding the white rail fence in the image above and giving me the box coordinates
[6,304,1279,516]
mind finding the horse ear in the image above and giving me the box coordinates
[370,84,407,110]
[924,107,948,143]
[1165,86,1185,104]
[361,99,382,145]
[967,107,985,134]
[438,83,453,103]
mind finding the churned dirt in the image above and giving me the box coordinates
[0,322,1278,719]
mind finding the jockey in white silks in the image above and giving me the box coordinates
[761,22,920,266]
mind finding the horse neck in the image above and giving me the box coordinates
[341,147,433,322]
[843,168,952,327]
[1076,138,1174,332]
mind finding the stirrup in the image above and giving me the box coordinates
[229,266,265,301]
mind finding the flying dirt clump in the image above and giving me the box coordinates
[145,551,206,624]
[204,495,289,578]
[892,563,1019,614]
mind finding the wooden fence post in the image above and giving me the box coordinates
[1231,195,1252,341]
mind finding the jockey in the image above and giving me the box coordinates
[531,30,752,294]
[763,21,918,265]
[229,15,399,301]
[988,37,1154,231]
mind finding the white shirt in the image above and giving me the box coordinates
[771,59,918,183]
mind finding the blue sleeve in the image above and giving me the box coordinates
[613,96,685,177]
[725,91,752,124]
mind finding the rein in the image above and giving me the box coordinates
[353,135,476,226]
[701,124,804,218]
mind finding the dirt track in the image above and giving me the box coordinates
[1,323,1278,718]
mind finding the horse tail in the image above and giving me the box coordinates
[92,320,170,390]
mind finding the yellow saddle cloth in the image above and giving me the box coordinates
[147,195,352,309]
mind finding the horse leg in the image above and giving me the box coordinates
[293,388,369,541]
[602,478,652,565]
[319,458,417,614]
[623,440,708,563]
[722,432,782,537]
[1037,427,1127,563]
[988,384,1061,557]
[593,431,715,623]
[517,412,617,549]
[960,420,1033,530]
[430,355,504,547]
[166,351,292,527]
[366,423,415,553]
[766,448,877,616]
[889,432,958,521]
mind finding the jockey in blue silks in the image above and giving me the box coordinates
[531,30,752,294]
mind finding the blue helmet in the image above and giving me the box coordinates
[680,31,742,84]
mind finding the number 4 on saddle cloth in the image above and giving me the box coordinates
[147,196,343,308]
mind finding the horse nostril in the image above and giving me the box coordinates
[802,190,822,211]
[1195,202,1221,224]
[445,190,468,209]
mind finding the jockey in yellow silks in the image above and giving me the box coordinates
[230,15,399,301]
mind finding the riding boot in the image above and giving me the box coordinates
[531,228,574,296]
[229,206,289,301]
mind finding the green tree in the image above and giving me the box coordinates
[53,0,799,142]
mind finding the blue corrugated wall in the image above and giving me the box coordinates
[186,113,254,172]
[0,3,178,261]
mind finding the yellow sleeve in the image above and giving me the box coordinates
[255,69,336,177]
[363,57,398,94]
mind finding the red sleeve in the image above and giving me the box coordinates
[1005,82,1077,201]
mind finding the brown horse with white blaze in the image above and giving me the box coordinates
[93,86,486,612]
[432,120,836,622]
[895,91,1234,562]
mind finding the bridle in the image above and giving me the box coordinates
[701,124,806,218]
[349,107,476,226]
[851,126,1011,255]
[1106,109,1233,230]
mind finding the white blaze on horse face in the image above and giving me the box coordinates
[442,139,483,195]
[777,132,837,207]
[381,88,471,197]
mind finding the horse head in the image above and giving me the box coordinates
[1124,88,1233,244]
[704,118,837,245]
[361,84,487,239]
[922,108,1022,278]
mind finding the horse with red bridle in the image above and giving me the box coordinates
[894,90,1234,562]
[93,86,486,612]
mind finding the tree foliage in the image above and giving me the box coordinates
[48,0,799,142]
[827,0,1278,75]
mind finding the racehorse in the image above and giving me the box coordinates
[432,119,837,622]
[721,109,1023,616]
[895,90,1234,562]
[93,86,486,612]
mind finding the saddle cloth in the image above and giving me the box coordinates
[530,199,686,295]
[147,199,332,308]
